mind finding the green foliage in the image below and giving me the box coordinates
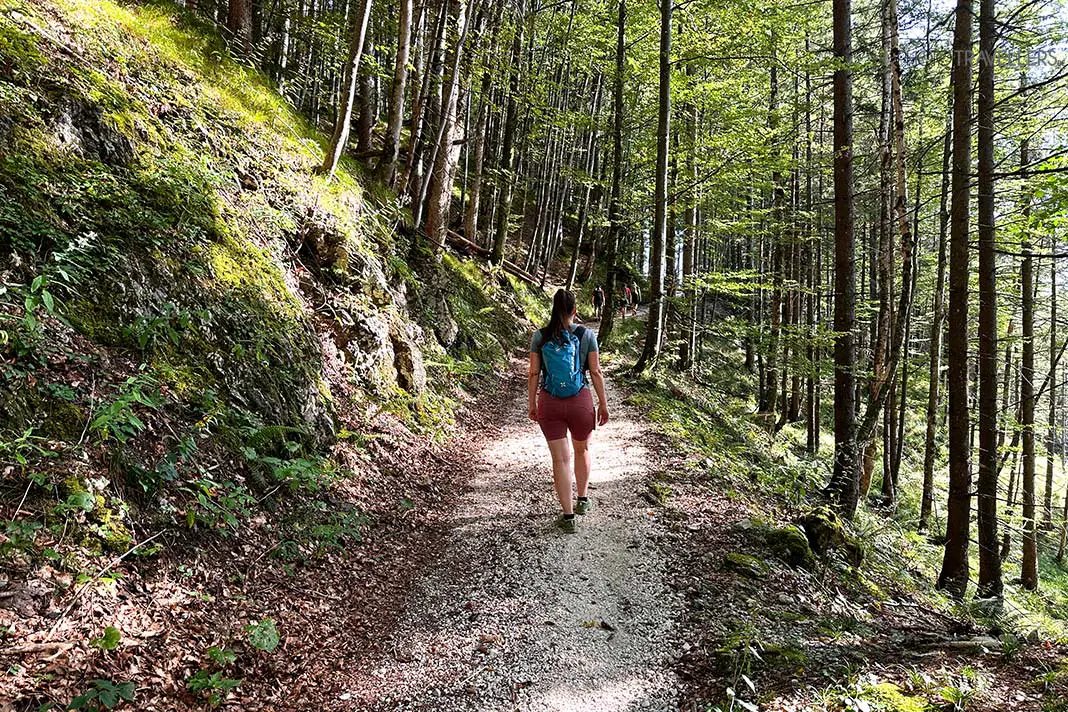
[0,275,65,361]
[123,303,206,353]
[187,669,241,708]
[241,439,336,494]
[277,504,369,560]
[1,519,42,558]
[0,22,46,77]
[0,0,336,451]
[647,480,672,505]
[0,427,55,486]
[245,617,279,652]
[714,621,765,712]
[89,374,162,444]
[207,646,236,666]
[126,434,197,495]
[65,679,135,711]
[89,626,121,651]
[937,667,985,711]
[179,477,255,533]
[503,272,550,326]
[382,383,458,443]
[1037,661,1068,711]
[62,486,96,514]
[439,253,535,359]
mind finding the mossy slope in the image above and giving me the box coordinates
[0,0,542,560]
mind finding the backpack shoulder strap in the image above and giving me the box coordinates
[573,326,589,373]
[536,328,548,376]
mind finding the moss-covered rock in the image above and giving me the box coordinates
[722,552,771,580]
[0,384,85,441]
[41,399,86,441]
[852,682,927,712]
[796,509,864,566]
[762,524,817,570]
[89,497,134,552]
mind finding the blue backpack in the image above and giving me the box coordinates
[540,326,587,398]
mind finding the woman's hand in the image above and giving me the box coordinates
[598,402,610,426]
[529,403,538,422]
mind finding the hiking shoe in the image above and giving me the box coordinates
[574,497,592,515]
[557,515,577,534]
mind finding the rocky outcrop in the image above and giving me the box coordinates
[52,98,134,166]
[391,323,427,394]
[294,206,348,274]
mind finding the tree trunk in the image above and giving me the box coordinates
[377,0,413,185]
[1046,258,1059,530]
[679,81,698,373]
[491,2,524,265]
[398,2,434,197]
[975,0,1002,600]
[892,316,909,488]
[857,0,917,500]
[865,5,893,500]
[1021,131,1039,592]
[663,134,679,355]
[567,78,604,291]
[405,1,450,211]
[355,13,374,157]
[463,71,493,242]
[636,0,670,375]
[920,105,952,530]
[277,2,293,92]
[426,0,476,254]
[228,0,253,54]
[762,60,782,417]
[318,0,374,177]
[597,0,626,347]
[633,0,671,373]
[829,0,858,517]
[937,0,973,600]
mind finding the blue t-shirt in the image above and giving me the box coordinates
[530,325,599,389]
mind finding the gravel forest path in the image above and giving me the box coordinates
[341,345,684,711]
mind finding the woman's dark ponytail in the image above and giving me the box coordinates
[544,288,577,343]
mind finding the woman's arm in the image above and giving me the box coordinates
[528,352,541,421]
[588,352,610,426]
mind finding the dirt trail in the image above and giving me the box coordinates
[340,355,683,711]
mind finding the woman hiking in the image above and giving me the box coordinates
[528,289,610,533]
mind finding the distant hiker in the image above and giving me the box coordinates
[592,286,604,319]
[631,282,641,311]
[528,289,610,533]
[623,285,632,315]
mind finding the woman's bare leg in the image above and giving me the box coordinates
[547,437,574,513]
[573,438,591,498]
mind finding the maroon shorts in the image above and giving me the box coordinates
[537,387,596,442]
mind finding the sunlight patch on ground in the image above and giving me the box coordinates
[527,675,658,712]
